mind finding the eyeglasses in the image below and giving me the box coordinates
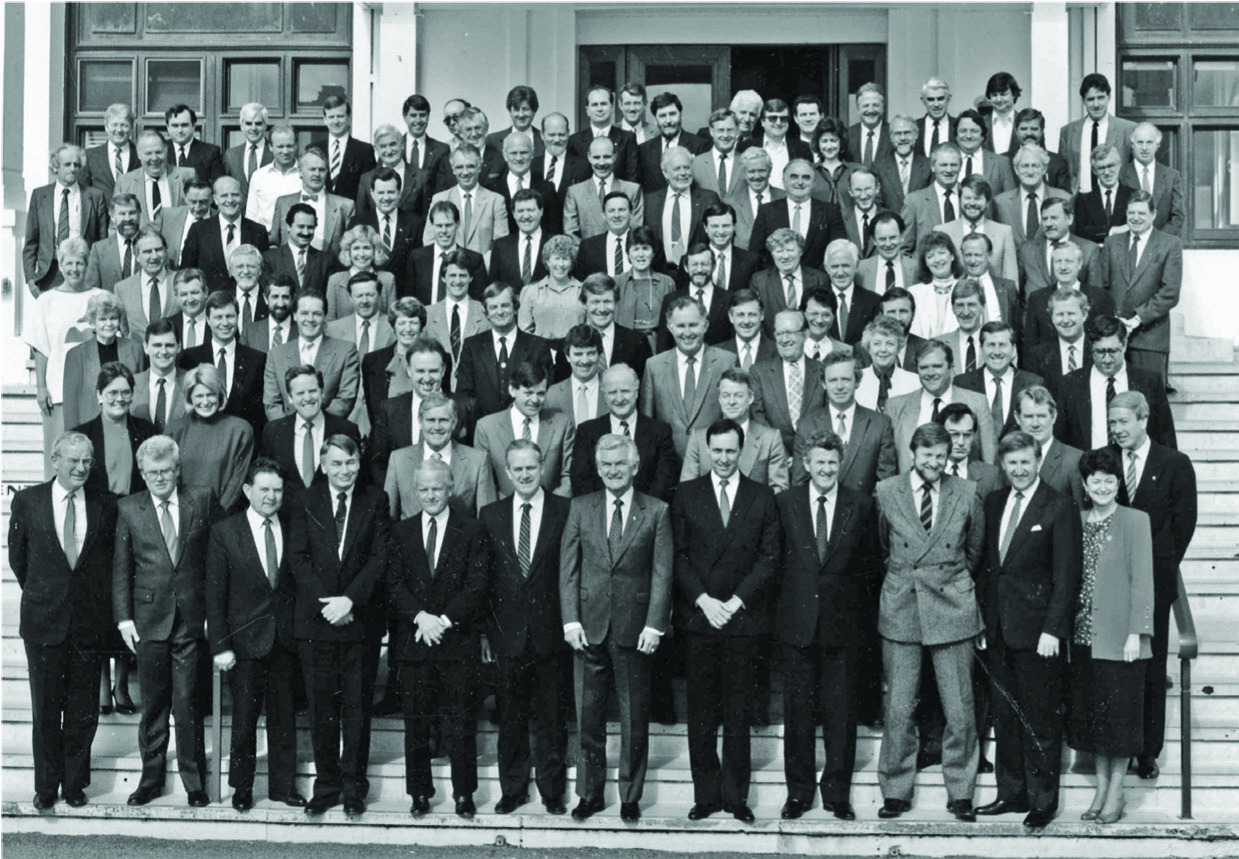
[101,390,134,402]
[764,115,790,124]
[141,467,177,480]
[1092,347,1122,357]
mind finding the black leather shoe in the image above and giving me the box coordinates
[1135,756,1160,779]
[32,792,57,810]
[1024,807,1057,828]
[687,803,720,820]
[127,787,163,806]
[343,797,365,816]
[947,799,976,822]
[187,790,210,808]
[620,801,640,822]
[305,795,337,815]
[269,790,307,808]
[823,801,856,820]
[976,798,1030,816]
[410,795,430,815]
[232,789,253,811]
[571,798,602,821]
[63,790,88,808]
[544,798,567,815]
[372,696,402,717]
[978,756,995,774]
[114,689,137,715]
[781,798,809,819]
[455,796,476,819]
[494,793,527,814]
[878,798,912,819]
[729,804,755,823]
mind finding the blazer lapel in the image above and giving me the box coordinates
[611,493,647,567]
[839,409,867,478]
[827,502,855,565]
[174,492,195,567]
[1001,484,1047,569]
[77,491,103,565]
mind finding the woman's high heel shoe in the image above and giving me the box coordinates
[99,689,114,716]
[1098,799,1126,825]
[1080,807,1102,821]
[113,685,137,716]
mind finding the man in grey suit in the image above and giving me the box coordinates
[933,176,1018,281]
[560,433,673,823]
[262,290,360,420]
[750,309,825,455]
[680,368,789,491]
[856,212,918,294]
[1015,196,1101,296]
[726,147,785,251]
[85,193,143,293]
[384,393,496,519]
[1119,123,1185,236]
[992,144,1071,247]
[693,109,746,199]
[114,228,180,344]
[23,144,109,292]
[563,136,644,239]
[545,325,608,424]
[1057,73,1136,193]
[1013,385,1084,508]
[131,319,188,432]
[423,143,509,263]
[269,149,355,256]
[900,142,962,255]
[473,360,574,498]
[874,422,985,822]
[952,110,1015,198]
[224,102,275,209]
[114,131,196,229]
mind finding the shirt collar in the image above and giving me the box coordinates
[515,486,545,511]
[810,482,838,506]
[711,470,738,495]
[910,469,938,494]
[608,486,635,511]
[246,506,276,530]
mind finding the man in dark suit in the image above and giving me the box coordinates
[1016,197,1102,297]
[1110,390,1197,779]
[1022,289,1095,395]
[205,458,305,811]
[180,176,270,292]
[749,230,829,338]
[353,125,422,222]
[975,432,1080,827]
[289,434,391,816]
[481,440,572,815]
[776,429,880,821]
[261,203,336,296]
[165,105,225,185]
[244,276,299,354]
[486,85,545,156]
[567,86,640,184]
[486,132,562,237]
[872,115,933,214]
[403,200,487,304]
[348,167,425,293]
[673,419,780,823]
[313,95,376,202]
[638,91,709,193]
[553,274,653,383]
[112,436,215,807]
[1119,123,1185,236]
[9,432,118,809]
[749,159,847,269]
[180,290,268,438]
[1013,385,1086,508]
[716,288,777,370]
[456,282,552,422]
[488,188,551,290]
[751,310,825,455]
[954,321,1043,438]
[79,102,139,202]
[560,433,673,822]
[1073,144,1132,245]
[823,239,881,345]
[848,83,894,167]
[387,457,487,818]
[535,113,592,208]
[738,98,814,166]
[23,144,110,293]
[1022,245,1115,355]
[224,102,274,209]
[571,363,679,501]
[366,339,454,486]
[643,147,719,271]
[915,78,959,157]
[674,202,761,294]
[401,94,454,215]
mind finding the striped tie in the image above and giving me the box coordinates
[920,483,933,532]
[330,139,342,182]
[1126,450,1139,502]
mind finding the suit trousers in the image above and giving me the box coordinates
[1142,596,1174,760]
[401,657,478,799]
[575,634,651,805]
[781,639,857,805]
[24,639,102,796]
[357,602,388,795]
[135,613,207,794]
[987,632,1064,811]
[685,631,755,809]
[496,641,569,802]
[299,639,366,802]
[879,637,978,802]
[1126,347,1168,384]
[855,580,885,725]
[228,644,299,796]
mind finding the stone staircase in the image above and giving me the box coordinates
[3,361,1239,853]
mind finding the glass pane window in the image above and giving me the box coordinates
[1192,129,1239,229]
[295,61,348,111]
[145,3,281,33]
[147,60,203,113]
[1193,59,1239,108]
[1121,59,1177,109]
[227,61,281,113]
[79,60,133,112]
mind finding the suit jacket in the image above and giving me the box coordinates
[726,186,786,251]
[885,385,998,471]
[672,244,760,294]
[243,317,298,354]
[473,408,574,497]
[424,184,509,258]
[22,183,109,288]
[159,206,198,269]
[324,315,395,356]
[455,328,552,422]
[289,481,390,641]
[403,244,488,304]
[562,176,644,239]
[114,166,197,228]
[875,473,985,645]
[791,403,898,495]
[1080,505,1154,661]
[672,474,780,636]
[261,243,334,296]
[642,186,719,268]
[774,485,881,647]
[167,139,225,185]
[691,149,747,199]
[979,482,1081,650]
[487,125,546,158]
[1119,161,1185,236]
[959,148,1016,197]
[1038,438,1086,509]
[639,345,732,457]
[312,135,377,202]
[384,441,497,519]
[574,231,667,281]
[205,511,297,657]
[114,270,179,342]
[552,322,653,384]
[570,414,680,501]
[1073,184,1133,246]
[84,234,128,293]
[180,215,270,292]
[855,254,919,294]
[181,340,268,434]
[992,186,1072,246]
[402,134,454,213]
[679,419,789,491]
[567,126,640,184]
[258,412,361,508]
[353,163,424,223]
[1022,283,1116,353]
[900,184,957,255]
[637,132,710,192]
[750,266,830,337]
[75,413,157,497]
[830,285,882,345]
[1119,440,1198,605]
[1017,233,1101,296]
[262,335,360,421]
[425,298,490,378]
[953,367,1044,437]
[748,198,847,269]
[131,370,189,427]
[482,493,571,658]
[1057,115,1137,192]
[112,486,215,641]
[224,141,275,207]
[559,490,672,645]
[545,375,608,424]
[270,191,355,256]
[489,231,550,289]
[934,219,1018,280]
[1097,227,1183,353]
[80,141,139,202]
[532,151,592,205]
[61,338,146,430]
[485,170,563,237]
[9,481,118,646]
[749,356,825,453]
[871,150,934,213]
[848,122,894,166]
[348,207,424,291]
[1054,366,1177,451]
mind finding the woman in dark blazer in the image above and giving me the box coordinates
[1067,446,1154,824]
[361,297,453,428]
[72,361,156,716]
[61,293,145,430]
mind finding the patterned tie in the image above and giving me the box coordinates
[160,500,178,559]
[359,319,370,357]
[990,374,1005,430]
[919,482,933,532]
[861,212,871,255]
[718,478,730,527]
[784,273,796,308]
[1129,233,1141,279]
[330,139,342,182]
[683,355,697,408]
[382,215,393,253]
[608,497,624,559]
[613,235,624,274]
[63,492,78,568]
[497,336,509,388]
[836,290,849,339]
[620,419,630,437]
[876,368,892,412]
[518,502,532,577]
[863,130,875,167]
[755,191,764,208]
[788,361,803,429]
[1126,450,1139,502]
[715,251,727,289]
[1106,375,1116,406]
[122,240,134,279]
[263,518,279,587]
[58,188,71,245]
[741,343,753,370]
[998,490,1023,563]
[241,293,253,337]
[461,191,473,240]
[147,278,162,325]
[547,153,559,187]
[522,235,533,283]
[942,188,955,222]
[1067,344,1078,372]
[522,416,532,441]
[1089,121,1100,192]
[1142,166,1152,194]
[272,322,284,347]
[425,516,438,574]
[816,494,830,561]
[717,152,728,193]
[965,336,977,373]
[295,247,307,285]
[114,146,124,179]
[449,304,462,362]
[899,158,910,192]
[247,144,258,182]
[334,491,348,548]
[885,260,896,292]
[836,410,848,445]
[302,422,316,487]
[1025,192,1039,241]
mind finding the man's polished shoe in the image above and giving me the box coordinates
[1024,807,1057,828]
[269,790,307,808]
[494,793,528,814]
[343,797,365,816]
[781,798,810,819]
[620,801,640,822]
[410,795,431,815]
[571,798,603,821]
[729,804,756,823]
[687,803,720,821]
[127,787,163,806]
[32,792,57,810]
[63,790,88,808]
[544,798,568,815]
[822,801,856,821]
[878,798,912,819]
[977,756,995,774]
[455,796,476,819]
[947,799,976,822]
[187,790,210,808]
[1135,756,1160,779]
[304,795,337,815]
[975,798,1030,816]
[231,789,253,811]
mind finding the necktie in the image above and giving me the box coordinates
[1067,343,1078,372]
[150,179,161,219]
[836,410,848,444]
[1025,192,1039,240]
[359,319,370,357]
[547,153,559,187]
[334,491,348,547]
[671,192,683,246]
[425,516,438,574]
[964,155,974,179]
[247,144,258,181]
[518,502,532,577]
[608,497,624,558]
[920,482,933,532]
[1089,121,1100,192]
[516,173,525,191]
[296,247,307,284]
[215,346,229,393]
[1106,375,1116,406]
[931,396,942,422]
[382,215,393,253]
[225,222,237,253]
[863,130,875,167]
[931,119,941,151]
[114,146,124,179]
[160,500,178,559]
[148,278,161,324]
[461,191,473,240]
[522,235,533,283]
[1104,188,1113,222]
[877,369,892,412]
[899,158,910,192]
[784,273,797,308]
[598,178,607,209]
[497,336,509,386]
[942,188,955,222]
[620,419,630,437]
[861,212,871,255]
[816,494,830,561]
[999,490,1023,563]
[710,248,727,289]
[683,355,697,407]
[613,235,624,274]
[1142,166,1152,193]
[263,518,279,587]
[241,293,253,337]
[741,343,753,370]
[272,321,286,347]
[718,478,730,527]
[436,252,449,302]
[576,385,590,424]
[952,462,962,477]
[522,416,532,441]
[58,188,71,245]
[185,318,197,349]
[122,240,134,279]
[1129,233,1141,278]
[695,287,705,305]
[965,335,977,373]
[968,220,978,234]
[755,191,764,207]
[885,260,896,292]
[990,374,1004,429]
[1126,450,1139,501]
[330,139,342,181]
[811,342,822,362]
[409,138,420,169]
[717,152,728,192]
[301,421,316,487]
[148,374,172,431]
[63,492,78,567]
[449,304,462,361]
[788,361,803,428]
[792,204,803,236]
[836,290,849,338]
[177,146,186,167]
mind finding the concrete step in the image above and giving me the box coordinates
[1167,374,1239,399]
[1174,401,1239,422]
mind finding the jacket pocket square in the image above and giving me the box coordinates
[1030,524,1043,532]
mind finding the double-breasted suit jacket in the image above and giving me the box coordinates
[791,404,898,494]
[473,409,574,498]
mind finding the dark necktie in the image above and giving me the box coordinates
[717,152,728,192]
[931,396,942,422]
[608,497,624,559]
[302,422,316,488]
[942,188,955,222]
[1067,343,1078,372]
[718,478,730,527]
[861,212,871,255]
[150,179,161,219]
[147,278,161,325]
[114,147,124,179]
[1106,375,1116,406]
[450,304,462,362]
[437,252,448,302]
[247,144,258,181]
[63,492,78,568]
[263,518,279,587]
[990,374,1004,430]
[620,419,631,437]
[1089,121,1100,192]
[226,222,236,251]
[409,137,420,169]
[1104,188,1113,222]
[816,494,829,562]
[497,335,509,388]
[58,188,71,245]
[963,155,973,179]
[1126,451,1139,502]
[547,153,559,187]
[334,491,348,548]
[597,178,607,209]
[217,347,228,392]
[178,146,188,167]
[998,491,1024,564]
[461,191,473,240]
[863,129,875,167]
[522,235,533,283]
[122,240,134,279]
[784,273,796,308]
[425,516,438,575]
[671,192,683,244]
[885,259,896,292]
[522,417,532,441]
[836,290,849,339]
[154,377,168,432]
[920,483,934,532]
[930,119,941,151]
[613,235,624,274]
[1025,191,1039,240]
[1129,233,1141,278]
[518,502,532,576]
[965,335,977,373]
[241,293,253,337]
[876,368,892,412]
[296,247,307,285]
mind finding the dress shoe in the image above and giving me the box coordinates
[127,787,163,806]
[343,797,365,816]
[544,798,567,815]
[98,695,114,716]
[410,795,430,815]
[304,795,337,815]
[729,804,755,823]
[822,801,855,821]
[975,798,1030,816]
[947,799,976,822]
[620,801,640,822]
[455,796,476,819]
[878,798,911,819]
[232,790,253,811]
[977,756,995,774]
[1135,756,1160,779]
[372,696,402,718]
[494,793,527,814]
[687,803,720,821]
[269,790,307,808]
[113,687,137,715]
[1080,807,1102,821]
[1024,807,1057,828]
[32,792,57,810]
[187,790,210,808]
[571,798,603,821]
[63,789,88,808]
[1097,799,1126,825]
[781,798,810,820]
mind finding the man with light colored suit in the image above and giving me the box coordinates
[423,143,507,263]
[693,109,746,199]
[1119,123,1185,236]
[1057,73,1136,193]
[934,176,1018,281]
[680,368,788,492]
[933,279,990,375]
[872,115,933,214]
[900,142,962,255]
[115,228,179,344]
[22,144,109,292]
[325,272,394,436]
[473,360,573,498]
[857,212,918,294]
[268,149,354,257]
[750,310,825,455]
[114,131,196,230]
[244,276,299,355]
[1013,385,1085,508]
[384,393,496,519]
[563,136,644,239]
[992,144,1071,247]
[262,291,360,421]
[1015,197,1101,296]
[643,147,719,270]
[545,325,609,425]
[85,194,143,293]
[873,422,986,822]
[726,147,785,251]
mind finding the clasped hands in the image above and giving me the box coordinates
[697,594,743,630]
[415,610,450,646]
[319,595,354,626]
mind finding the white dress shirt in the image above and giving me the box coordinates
[829,402,857,445]
[145,173,172,215]
[423,439,452,465]
[246,163,302,231]
[596,321,616,365]
[298,334,323,367]
[52,182,82,240]
[991,112,1015,155]
[52,484,87,560]
[298,189,327,249]
[572,376,601,422]
[542,152,564,189]
[661,190,692,258]
[604,487,635,539]
[1089,365,1129,449]
[764,138,790,188]
[1058,336,1085,373]
[509,405,540,441]
[181,313,206,348]
[512,487,545,555]
[406,135,427,169]
[934,183,960,222]
[1078,115,1110,192]
[492,328,515,363]
[916,385,955,426]
[1125,436,1151,493]
[779,266,804,309]
[785,200,810,239]
[711,470,739,517]
[606,230,629,277]
[218,215,244,255]
[246,506,283,580]
[609,413,638,437]
[921,115,952,156]
[748,187,771,216]
[354,313,379,355]
[735,333,762,367]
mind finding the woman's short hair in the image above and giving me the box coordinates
[183,364,227,405]
[338,224,390,268]
[96,361,135,394]
[1078,446,1124,482]
[57,236,90,263]
[627,225,657,251]
[387,296,427,328]
[541,234,580,267]
[86,292,129,334]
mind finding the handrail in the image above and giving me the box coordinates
[1173,567,1197,820]
[211,666,223,804]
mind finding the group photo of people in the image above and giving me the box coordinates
[13,63,1200,832]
